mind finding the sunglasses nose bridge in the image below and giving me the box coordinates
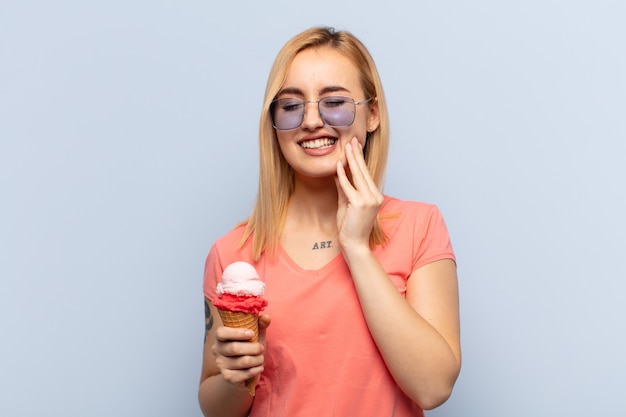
[300,100,324,128]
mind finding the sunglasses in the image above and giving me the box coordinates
[270,96,373,130]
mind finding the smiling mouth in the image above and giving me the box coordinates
[299,138,337,149]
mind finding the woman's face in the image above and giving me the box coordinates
[274,46,379,180]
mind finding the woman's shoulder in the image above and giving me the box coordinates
[380,195,441,217]
[378,195,455,268]
[209,222,256,264]
[213,222,248,247]
[379,195,449,241]
[204,223,259,298]
[204,223,256,299]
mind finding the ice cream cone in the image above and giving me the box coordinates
[217,309,259,342]
[217,309,260,395]
[214,262,267,396]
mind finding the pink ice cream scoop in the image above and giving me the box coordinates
[216,261,266,297]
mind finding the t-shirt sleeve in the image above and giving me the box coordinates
[412,204,456,271]
[203,244,223,301]
[202,225,256,302]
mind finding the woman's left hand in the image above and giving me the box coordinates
[335,137,384,251]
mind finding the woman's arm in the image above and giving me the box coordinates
[198,299,268,417]
[342,252,461,409]
[336,138,461,409]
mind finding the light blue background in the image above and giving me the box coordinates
[1,1,625,416]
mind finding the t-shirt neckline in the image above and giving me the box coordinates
[276,242,345,275]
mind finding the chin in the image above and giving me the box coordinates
[295,165,339,179]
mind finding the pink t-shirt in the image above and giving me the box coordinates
[204,196,455,417]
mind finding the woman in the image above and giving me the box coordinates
[199,26,461,417]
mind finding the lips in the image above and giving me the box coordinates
[299,137,337,149]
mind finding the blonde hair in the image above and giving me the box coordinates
[242,27,391,260]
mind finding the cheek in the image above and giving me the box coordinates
[275,132,293,151]
[343,125,368,146]
[352,113,371,140]
[275,133,301,165]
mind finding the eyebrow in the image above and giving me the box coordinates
[277,85,351,97]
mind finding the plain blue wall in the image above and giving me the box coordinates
[2,1,625,416]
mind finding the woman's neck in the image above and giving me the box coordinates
[287,176,338,231]
[280,176,342,269]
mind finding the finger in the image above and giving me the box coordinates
[215,325,256,343]
[218,354,265,385]
[335,162,351,201]
[213,338,264,361]
[336,160,358,200]
[221,363,265,387]
[348,137,381,197]
[344,138,371,192]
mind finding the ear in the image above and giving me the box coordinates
[367,99,380,132]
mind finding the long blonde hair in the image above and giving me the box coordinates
[242,27,391,260]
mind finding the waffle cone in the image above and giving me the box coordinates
[217,309,260,396]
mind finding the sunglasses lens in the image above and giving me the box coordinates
[319,97,354,127]
[271,98,304,130]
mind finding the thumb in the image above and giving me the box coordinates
[258,314,271,344]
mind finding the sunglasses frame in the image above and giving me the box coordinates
[270,96,373,130]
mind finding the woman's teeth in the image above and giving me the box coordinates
[300,138,336,149]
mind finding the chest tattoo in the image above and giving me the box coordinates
[312,240,333,250]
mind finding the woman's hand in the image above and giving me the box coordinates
[211,314,271,391]
[335,137,384,251]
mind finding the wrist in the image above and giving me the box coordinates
[341,242,372,263]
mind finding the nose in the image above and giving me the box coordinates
[300,101,324,130]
